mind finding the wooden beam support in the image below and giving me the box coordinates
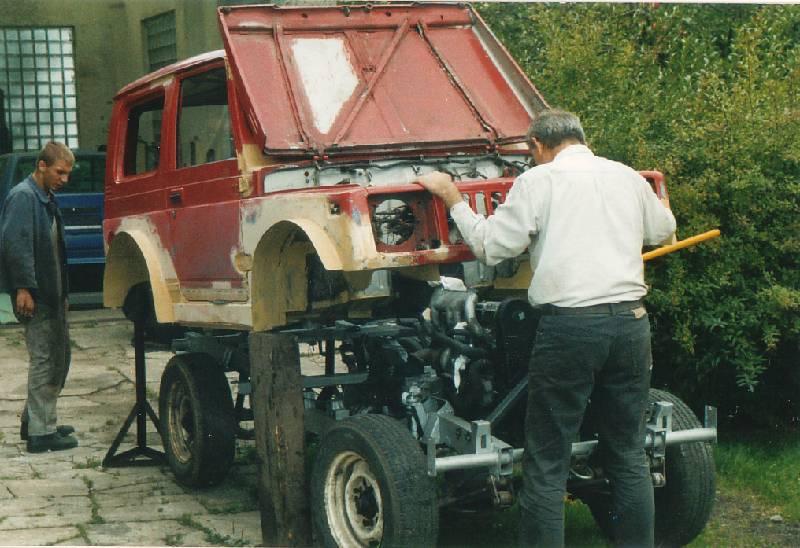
[249,332,311,546]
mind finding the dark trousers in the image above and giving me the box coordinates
[518,307,654,548]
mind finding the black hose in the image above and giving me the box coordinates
[428,328,487,359]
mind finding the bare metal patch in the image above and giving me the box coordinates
[290,37,358,134]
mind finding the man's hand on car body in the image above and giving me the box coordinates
[416,171,462,210]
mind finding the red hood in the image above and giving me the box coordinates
[218,3,546,157]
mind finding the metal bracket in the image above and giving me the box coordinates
[646,401,673,462]
[422,407,516,477]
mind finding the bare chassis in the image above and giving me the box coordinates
[172,317,718,482]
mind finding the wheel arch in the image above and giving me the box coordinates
[103,229,178,323]
[251,219,345,331]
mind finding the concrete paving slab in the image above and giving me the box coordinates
[70,324,132,351]
[0,505,92,531]
[0,459,34,479]
[98,494,209,523]
[0,526,80,546]
[192,511,262,545]
[0,316,269,547]
[93,479,186,498]
[84,520,208,547]
[3,478,89,498]
[0,496,75,517]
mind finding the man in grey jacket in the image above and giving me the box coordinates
[0,141,77,453]
[418,110,675,547]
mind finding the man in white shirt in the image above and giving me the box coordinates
[418,109,675,547]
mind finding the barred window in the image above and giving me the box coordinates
[143,11,176,72]
[0,27,78,152]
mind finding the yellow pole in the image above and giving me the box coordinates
[642,229,721,262]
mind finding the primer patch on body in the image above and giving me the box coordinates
[290,37,358,134]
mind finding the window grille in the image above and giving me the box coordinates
[0,27,78,152]
[143,11,176,72]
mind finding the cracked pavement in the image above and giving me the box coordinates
[0,308,262,546]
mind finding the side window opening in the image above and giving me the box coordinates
[124,95,165,176]
[177,67,234,168]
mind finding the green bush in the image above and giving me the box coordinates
[478,3,800,427]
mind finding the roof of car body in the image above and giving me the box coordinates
[114,50,226,98]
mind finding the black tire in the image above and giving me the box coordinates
[311,414,438,547]
[158,353,236,487]
[584,389,716,547]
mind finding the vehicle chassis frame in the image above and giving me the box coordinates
[170,319,718,484]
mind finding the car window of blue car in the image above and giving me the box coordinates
[13,157,36,185]
[0,156,8,187]
[13,155,105,193]
[68,157,106,193]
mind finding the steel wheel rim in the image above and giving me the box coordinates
[324,450,384,547]
[167,379,194,463]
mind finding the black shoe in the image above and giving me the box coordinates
[26,432,79,453]
[21,423,75,441]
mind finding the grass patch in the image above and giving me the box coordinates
[713,432,800,520]
[165,532,185,546]
[48,531,85,546]
[177,513,248,547]
[75,523,91,544]
[206,501,252,515]
[438,499,609,547]
[81,475,105,524]
[236,444,259,465]
[73,456,102,469]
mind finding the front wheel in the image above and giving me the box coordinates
[159,353,236,487]
[310,414,438,547]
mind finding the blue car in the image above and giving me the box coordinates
[0,150,106,294]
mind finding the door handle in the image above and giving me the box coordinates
[169,190,183,204]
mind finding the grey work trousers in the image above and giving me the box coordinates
[21,300,71,437]
[518,308,655,548]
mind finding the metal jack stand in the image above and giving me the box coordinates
[103,319,165,467]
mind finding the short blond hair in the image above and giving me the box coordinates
[37,141,74,167]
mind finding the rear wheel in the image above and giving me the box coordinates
[311,414,438,547]
[159,353,236,487]
[583,389,715,547]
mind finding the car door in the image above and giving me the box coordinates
[53,153,106,266]
[167,63,245,302]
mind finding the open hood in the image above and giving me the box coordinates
[218,3,547,156]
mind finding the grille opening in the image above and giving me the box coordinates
[371,198,417,246]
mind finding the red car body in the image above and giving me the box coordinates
[103,3,547,330]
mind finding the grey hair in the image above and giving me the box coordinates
[526,109,586,149]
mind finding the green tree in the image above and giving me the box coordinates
[478,3,800,426]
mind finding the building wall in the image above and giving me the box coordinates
[0,0,224,152]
